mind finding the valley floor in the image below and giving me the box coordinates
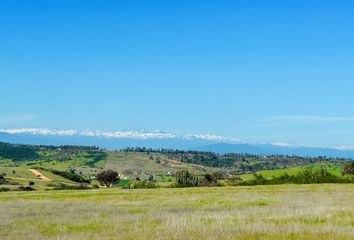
[0,184,353,240]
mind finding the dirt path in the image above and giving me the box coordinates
[29,169,51,181]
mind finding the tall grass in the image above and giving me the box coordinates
[0,184,353,240]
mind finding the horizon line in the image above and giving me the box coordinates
[1,127,354,151]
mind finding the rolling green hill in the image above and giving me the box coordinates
[0,142,353,191]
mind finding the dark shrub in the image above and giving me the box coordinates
[0,187,10,192]
[0,175,5,184]
[17,186,35,191]
[51,183,91,190]
[342,162,354,175]
[204,173,214,183]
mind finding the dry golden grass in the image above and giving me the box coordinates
[0,184,353,240]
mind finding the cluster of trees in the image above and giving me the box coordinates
[122,147,350,173]
[94,169,227,189]
[36,144,100,151]
[175,170,199,187]
[180,153,347,172]
[173,170,225,187]
[238,169,354,186]
[0,142,106,162]
[95,170,159,189]
[35,167,90,183]
[122,147,187,154]
[0,142,39,161]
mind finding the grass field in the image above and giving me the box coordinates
[0,184,353,240]
[240,162,345,180]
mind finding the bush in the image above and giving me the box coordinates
[342,162,354,175]
[204,173,215,183]
[17,186,35,191]
[0,175,5,185]
[131,180,158,189]
[0,187,10,192]
[198,173,222,187]
[226,175,243,186]
[51,183,91,190]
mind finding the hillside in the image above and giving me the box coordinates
[0,142,353,191]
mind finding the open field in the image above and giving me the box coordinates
[0,184,353,240]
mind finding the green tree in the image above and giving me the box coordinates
[175,170,199,187]
[96,170,119,187]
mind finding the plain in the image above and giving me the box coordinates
[1,184,353,240]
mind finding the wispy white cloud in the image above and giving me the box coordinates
[80,129,176,139]
[184,133,243,143]
[1,128,78,136]
[0,127,244,142]
[0,128,176,140]
[1,127,354,151]
[0,127,246,142]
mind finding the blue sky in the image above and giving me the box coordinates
[1,0,354,147]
